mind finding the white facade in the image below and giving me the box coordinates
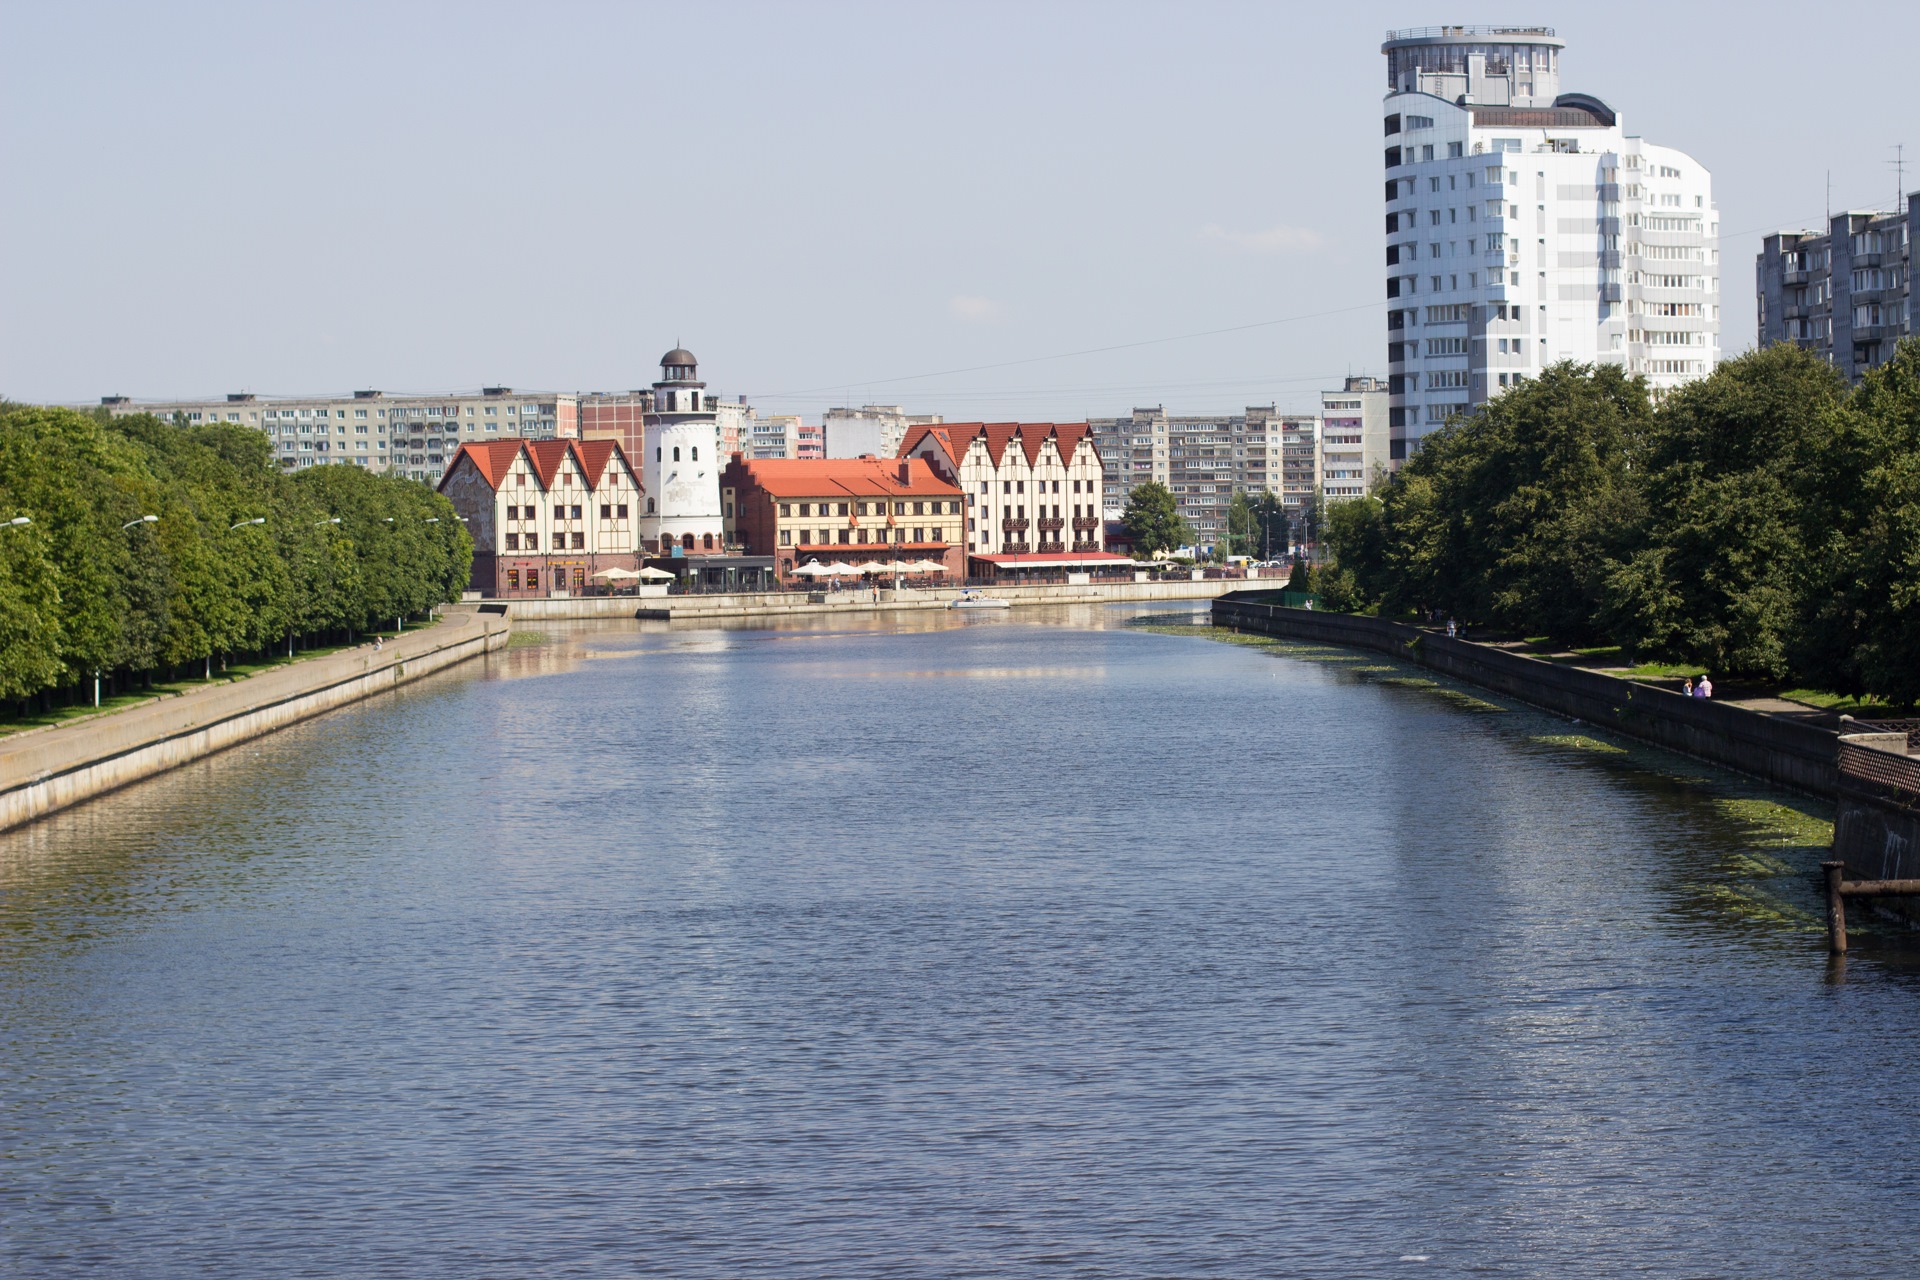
[823,404,941,459]
[1381,26,1718,458]
[1319,377,1390,501]
[639,348,725,552]
[902,424,1104,557]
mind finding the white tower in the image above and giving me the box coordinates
[640,347,726,554]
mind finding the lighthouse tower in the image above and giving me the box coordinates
[640,346,725,554]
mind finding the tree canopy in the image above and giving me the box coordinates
[1310,341,1920,700]
[0,404,471,707]
[1121,481,1192,558]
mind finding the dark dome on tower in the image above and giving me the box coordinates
[661,347,697,369]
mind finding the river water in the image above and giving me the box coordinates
[2,605,1917,1278]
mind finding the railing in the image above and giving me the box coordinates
[1071,540,1102,552]
[1003,541,1031,554]
[1840,738,1920,800]
[1386,24,1554,40]
[1072,517,1099,531]
[1858,719,1920,751]
[1036,541,1065,554]
[1037,517,1064,532]
[1002,517,1029,532]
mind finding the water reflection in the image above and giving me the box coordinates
[2,607,1918,1278]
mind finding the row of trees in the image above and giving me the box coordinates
[0,404,473,706]
[1313,340,1920,701]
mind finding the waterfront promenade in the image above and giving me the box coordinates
[0,607,508,834]
[485,576,1240,622]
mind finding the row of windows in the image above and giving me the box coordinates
[777,500,957,517]
[503,504,632,521]
[781,527,950,546]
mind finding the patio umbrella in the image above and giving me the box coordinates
[907,559,948,573]
[859,562,892,575]
[790,561,832,577]
[593,567,642,580]
[635,566,678,580]
[822,561,859,575]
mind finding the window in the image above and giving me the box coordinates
[507,569,520,590]
[571,504,582,519]
[690,447,698,460]
[780,530,792,545]
[601,504,612,519]
[506,533,520,550]
[525,533,538,550]
[571,533,584,549]
[779,503,791,516]
[527,570,539,590]
[617,504,629,518]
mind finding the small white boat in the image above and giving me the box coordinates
[948,590,1011,610]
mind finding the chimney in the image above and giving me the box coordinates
[898,460,912,486]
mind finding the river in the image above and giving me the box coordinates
[2,605,1916,1277]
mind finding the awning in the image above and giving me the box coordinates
[971,553,1135,569]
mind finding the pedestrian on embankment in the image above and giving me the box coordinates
[1682,676,1694,697]
[1697,675,1713,699]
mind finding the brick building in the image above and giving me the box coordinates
[720,456,965,581]
[438,438,644,597]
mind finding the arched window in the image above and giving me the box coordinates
[646,497,655,513]
[702,532,713,550]
[691,393,700,412]
[690,446,699,461]
[672,446,680,461]
[681,533,694,549]
[655,447,661,461]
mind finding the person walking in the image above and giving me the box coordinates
[1697,674,1713,699]
[1446,617,1457,638]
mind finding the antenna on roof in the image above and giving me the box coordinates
[1825,170,1831,223]
[1894,144,1907,209]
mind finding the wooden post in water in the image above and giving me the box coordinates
[1823,861,1848,955]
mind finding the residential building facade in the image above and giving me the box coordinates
[438,438,643,597]
[1277,416,1321,528]
[1757,193,1916,380]
[822,404,942,459]
[102,388,579,482]
[1087,408,1289,547]
[745,411,805,459]
[899,422,1104,561]
[1382,25,1718,458]
[1319,377,1390,500]
[720,456,965,580]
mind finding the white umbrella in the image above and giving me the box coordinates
[635,566,678,580]
[822,561,859,575]
[907,559,948,573]
[791,561,832,577]
[859,562,892,575]
[593,567,642,580]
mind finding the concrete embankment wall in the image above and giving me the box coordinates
[489,578,1238,622]
[0,608,509,835]
[1213,593,1840,797]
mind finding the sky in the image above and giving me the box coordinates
[3,0,1916,421]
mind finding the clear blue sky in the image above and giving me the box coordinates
[3,1,1914,419]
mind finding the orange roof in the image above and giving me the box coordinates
[441,438,636,493]
[900,421,1100,469]
[726,456,962,500]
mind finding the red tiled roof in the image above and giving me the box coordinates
[900,421,1100,469]
[442,438,636,494]
[727,456,962,500]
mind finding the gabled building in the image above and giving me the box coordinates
[438,438,643,598]
[898,422,1105,561]
[720,455,965,581]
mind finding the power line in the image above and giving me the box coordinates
[744,300,1385,400]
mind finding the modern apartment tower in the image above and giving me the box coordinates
[1382,26,1719,459]
[1757,194,1917,381]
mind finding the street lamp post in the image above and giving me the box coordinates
[2,516,30,528]
[121,515,158,530]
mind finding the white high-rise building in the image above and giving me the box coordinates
[1381,26,1718,461]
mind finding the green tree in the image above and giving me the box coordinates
[1249,492,1290,560]
[1122,481,1192,558]
[1605,344,1849,677]
[1378,362,1651,641]
[1322,496,1387,609]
